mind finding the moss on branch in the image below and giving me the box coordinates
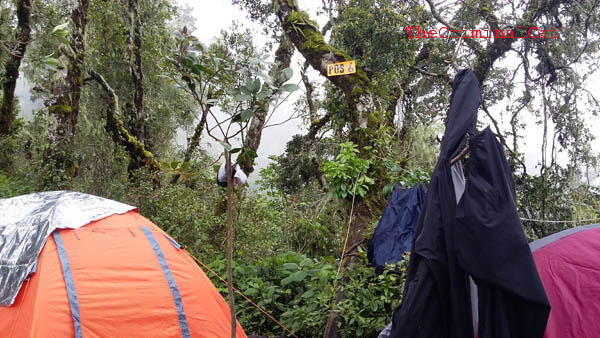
[276,0,371,104]
[90,71,159,171]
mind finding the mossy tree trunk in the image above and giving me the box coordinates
[276,1,385,336]
[90,71,160,172]
[170,77,212,185]
[0,0,32,137]
[236,35,295,176]
[125,0,147,175]
[44,0,89,188]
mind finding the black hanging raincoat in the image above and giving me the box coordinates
[390,69,550,338]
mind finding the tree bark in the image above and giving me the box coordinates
[183,105,208,164]
[301,63,328,189]
[125,0,147,174]
[170,79,212,184]
[276,0,372,116]
[53,0,88,143]
[0,0,32,136]
[44,0,89,186]
[237,35,294,175]
[275,2,381,336]
[90,71,159,171]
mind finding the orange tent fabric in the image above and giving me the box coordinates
[0,210,247,338]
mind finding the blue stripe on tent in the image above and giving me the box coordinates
[163,234,182,250]
[141,226,191,338]
[53,231,82,338]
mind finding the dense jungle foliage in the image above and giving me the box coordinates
[1,0,600,336]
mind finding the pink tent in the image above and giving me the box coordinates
[530,223,600,337]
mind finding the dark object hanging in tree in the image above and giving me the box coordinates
[389,69,550,338]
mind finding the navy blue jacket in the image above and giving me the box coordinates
[368,183,426,273]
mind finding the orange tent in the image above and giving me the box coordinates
[0,208,247,338]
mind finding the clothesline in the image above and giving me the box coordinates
[520,217,600,224]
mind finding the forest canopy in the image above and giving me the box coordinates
[1,0,599,336]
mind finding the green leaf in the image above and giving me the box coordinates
[234,93,252,101]
[282,67,293,81]
[240,108,255,121]
[218,141,232,151]
[239,85,251,96]
[182,55,195,67]
[253,79,262,93]
[170,161,180,170]
[357,186,367,197]
[52,26,69,45]
[244,149,258,158]
[289,270,308,282]
[230,148,242,154]
[192,42,206,52]
[299,258,313,267]
[56,35,69,45]
[257,71,271,82]
[256,88,271,100]
[382,183,395,195]
[244,77,254,91]
[53,28,68,38]
[281,276,293,286]
[232,113,242,123]
[281,83,300,92]
[283,262,299,270]
[43,57,59,71]
[232,108,254,123]
[52,22,69,33]
[191,63,210,75]
[246,78,261,94]
[302,289,314,298]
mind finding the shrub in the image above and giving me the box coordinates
[205,251,407,338]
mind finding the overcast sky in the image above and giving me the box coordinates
[15,0,600,184]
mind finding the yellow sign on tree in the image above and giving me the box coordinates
[327,60,356,76]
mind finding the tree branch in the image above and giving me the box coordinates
[472,0,565,83]
[481,100,527,174]
[237,34,294,175]
[424,0,482,54]
[0,0,32,136]
[90,71,160,171]
[125,0,146,140]
[276,0,371,103]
